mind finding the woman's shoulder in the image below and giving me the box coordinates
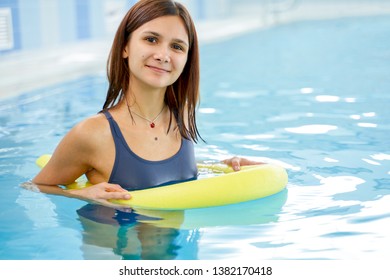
[67,113,111,149]
[73,112,108,133]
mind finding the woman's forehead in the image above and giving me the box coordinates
[134,16,189,44]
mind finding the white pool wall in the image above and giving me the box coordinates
[1,0,390,98]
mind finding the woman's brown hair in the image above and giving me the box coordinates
[103,0,202,143]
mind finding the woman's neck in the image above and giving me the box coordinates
[125,83,166,119]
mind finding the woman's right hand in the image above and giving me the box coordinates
[65,182,131,208]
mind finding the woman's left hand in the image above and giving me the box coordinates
[222,157,264,171]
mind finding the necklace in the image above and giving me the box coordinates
[125,97,165,128]
[130,108,165,128]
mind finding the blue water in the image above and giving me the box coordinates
[1,16,389,260]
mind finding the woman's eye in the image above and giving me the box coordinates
[172,44,183,51]
[146,37,157,43]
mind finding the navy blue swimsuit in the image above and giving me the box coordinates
[102,111,198,191]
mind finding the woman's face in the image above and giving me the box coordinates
[123,15,189,90]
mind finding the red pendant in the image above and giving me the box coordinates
[150,123,155,128]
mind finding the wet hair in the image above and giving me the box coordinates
[103,0,201,142]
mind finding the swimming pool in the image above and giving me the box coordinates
[1,15,389,260]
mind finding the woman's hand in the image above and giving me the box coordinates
[222,157,264,171]
[65,182,131,208]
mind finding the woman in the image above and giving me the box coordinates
[31,0,258,208]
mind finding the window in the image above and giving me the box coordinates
[0,8,14,50]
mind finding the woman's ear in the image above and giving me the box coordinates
[122,45,129,58]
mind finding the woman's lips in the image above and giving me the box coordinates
[146,65,171,73]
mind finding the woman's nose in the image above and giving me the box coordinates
[153,46,170,63]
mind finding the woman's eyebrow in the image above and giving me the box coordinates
[142,31,160,37]
[173,38,189,47]
[142,31,188,47]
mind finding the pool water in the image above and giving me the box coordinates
[1,15,389,260]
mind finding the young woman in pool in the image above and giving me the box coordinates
[31,0,259,208]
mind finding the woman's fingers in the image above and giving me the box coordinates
[81,183,132,209]
[222,157,239,171]
[98,183,131,200]
[222,157,264,171]
[67,182,131,204]
[105,190,131,200]
[104,184,131,199]
[230,157,241,171]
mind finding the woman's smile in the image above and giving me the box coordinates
[145,64,171,74]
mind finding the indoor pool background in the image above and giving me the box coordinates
[1,15,389,260]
